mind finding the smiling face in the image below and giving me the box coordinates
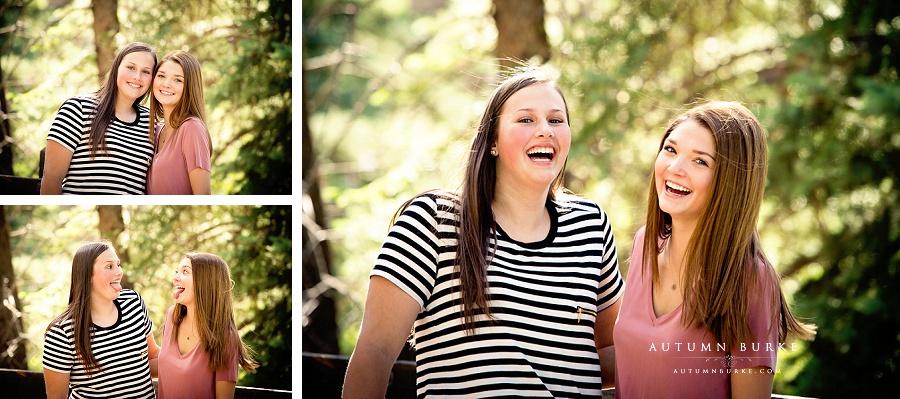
[115,51,155,104]
[493,82,571,193]
[90,248,123,303]
[173,257,194,305]
[654,119,717,225]
[153,60,185,110]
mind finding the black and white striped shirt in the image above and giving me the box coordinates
[371,191,625,398]
[47,95,154,194]
[43,289,156,399]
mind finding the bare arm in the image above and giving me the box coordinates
[732,366,774,399]
[147,333,160,378]
[342,276,420,399]
[595,296,621,389]
[188,168,211,195]
[215,380,236,399]
[40,140,73,195]
[43,368,70,399]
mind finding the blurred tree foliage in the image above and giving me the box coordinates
[5,205,291,390]
[1,0,290,195]
[306,0,899,396]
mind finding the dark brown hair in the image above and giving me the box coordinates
[45,241,114,375]
[88,42,157,158]
[392,67,570,333]
[643,101,815,347]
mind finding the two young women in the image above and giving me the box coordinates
[42,242,256,398]
[40,42,211,195]
[344,68,814,398]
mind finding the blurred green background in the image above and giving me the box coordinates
[302,0,900,397]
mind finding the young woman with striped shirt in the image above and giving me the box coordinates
[42,241,159,398]
[40,42,157,195]
[343,68,625,398]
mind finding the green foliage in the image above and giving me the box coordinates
[228,205,292,389]
[761,1,900,396]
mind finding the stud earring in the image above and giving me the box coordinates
[490,148,498,156]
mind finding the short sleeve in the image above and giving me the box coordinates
[134,291,153,337]
[179,118,211,172]
[732,263,780,370]
[594,203,625,312]
[370,194,442,311]
[48,97,88,152]
[215,332,240,382]
[42,323,75,373]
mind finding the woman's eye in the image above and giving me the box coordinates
[663,145,675,153]
[695,159,709,167]
[550,118,565,124]
[518,117,533,123]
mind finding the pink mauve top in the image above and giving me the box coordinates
[157,306,239,399]
[614,226,780,399]
[147,117,211,195]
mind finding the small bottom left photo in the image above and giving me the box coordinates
[0,205,292,398]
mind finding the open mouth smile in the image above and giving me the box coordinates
[665,180,692,196]
[527,146,555,162]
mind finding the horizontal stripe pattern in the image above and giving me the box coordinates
[371,191,624,398]
[47,95,154,194]
[43,289,155,398]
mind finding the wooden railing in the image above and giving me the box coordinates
[0,175,41,195]
[0,368,292,399]
[303,352,818,399]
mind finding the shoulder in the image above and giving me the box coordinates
[136,104,150,114]
[179,117,208,131]
[635,225,647,243]
[117,289,144,304]
[552,194,611,222]
[57,95,97,112]
[407,190,460,214]
[47,315,74,331]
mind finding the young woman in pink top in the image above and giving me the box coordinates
[157,253,257,398]
[147,50,212,194]
[613,102,815,398]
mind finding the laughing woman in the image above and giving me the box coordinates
[146,50,212,195]
[157,253,258,399]
[343,68,624,398]
[41,42,157,194]
[42,241,158,399]
[613,102,816,399]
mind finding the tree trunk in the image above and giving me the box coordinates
[0,11,15,176]
[0,206,26,369]
[301,58,339,355]
[97,205,134,290]
[91,0,120,83]
[492,0,551,69]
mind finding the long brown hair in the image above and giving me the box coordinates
[45,241,114,375]
[149,50,212,155]
[89,42,157,159]
[171,253,258,372]
[643,101,815,348]
[392,67,570,333]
